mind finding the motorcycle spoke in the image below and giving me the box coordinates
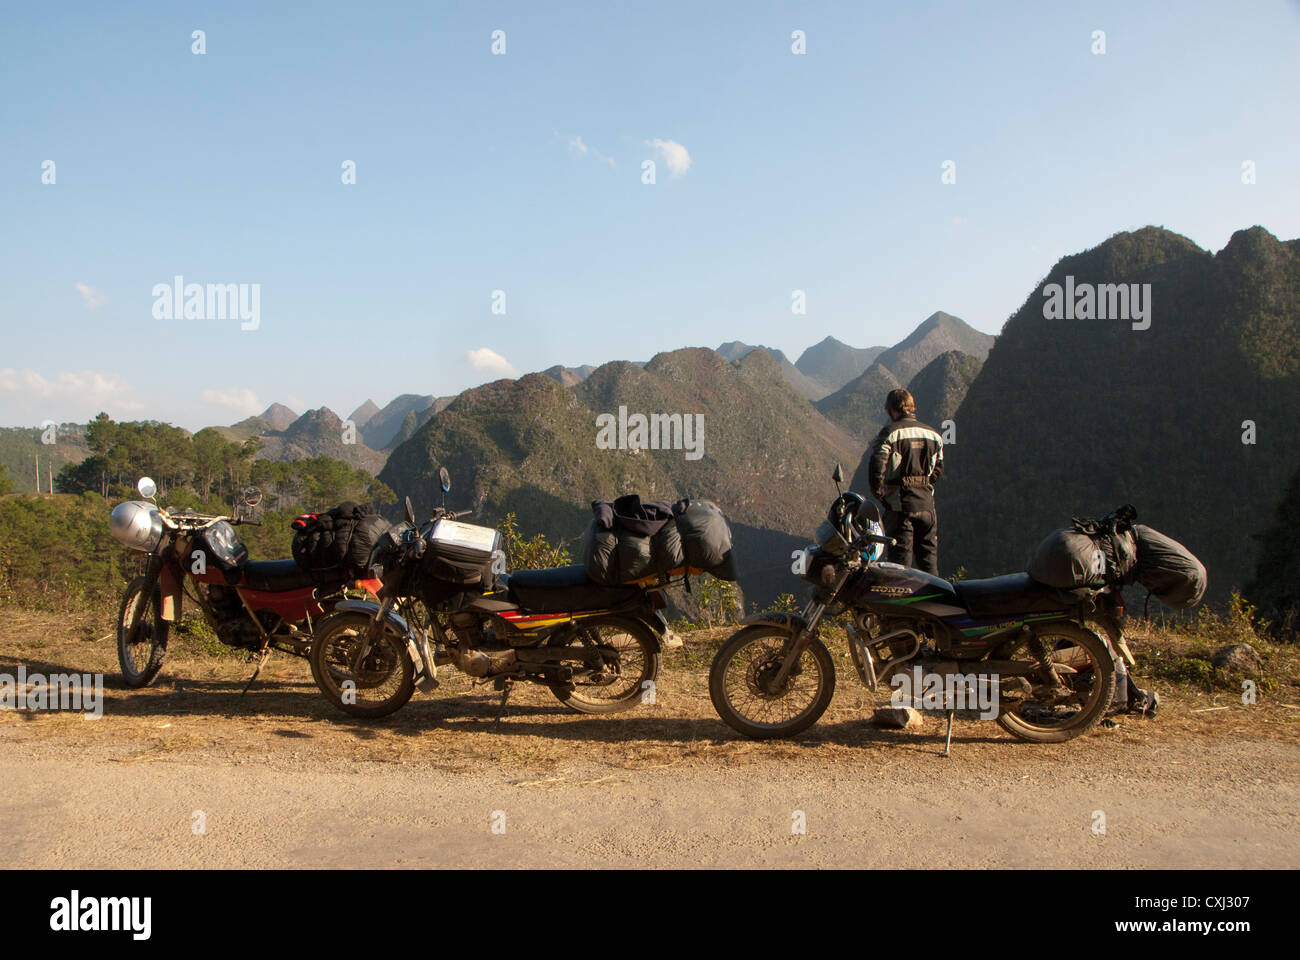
[567,626,643,701]
[322,627,404,704]
[723,638,824,726]
[1004,633,1104,731]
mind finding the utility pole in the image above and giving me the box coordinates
[48,462,53,495]
[35,453,39,493]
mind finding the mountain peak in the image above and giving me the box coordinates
[285,406,343,436]
[795,336,888,392]
[259,403,298,431]
[348,399,380,427]
[813,312,994,436]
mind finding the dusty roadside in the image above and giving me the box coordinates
[1,610,1296,868]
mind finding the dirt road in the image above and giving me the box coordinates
[2,611,1297,868]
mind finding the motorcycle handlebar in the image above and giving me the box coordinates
[430,509,472,521]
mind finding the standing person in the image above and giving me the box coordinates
[867,388,944,575]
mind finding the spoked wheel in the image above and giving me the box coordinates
[709,625,836,739]
[309,612,415,718]
[995,621,1115,743]
[546,616,661,714]
[117,575,169,688]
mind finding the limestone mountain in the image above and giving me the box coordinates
[716,341,831,401]
[541,364,597,386]
[939,225,1300,603]
[905,350,984,426]
[216,416,274,443]
[348,399,381,428]
[359,394,440,450]
[257,407,387,474]
[814,362,902,437]
[379,347,863,607]
[815,312,993,436]
[795,336,888,392]
[874,311,994,386]
[259,403,298,431]
[1245,458,1300,637]
[385,396,455,450]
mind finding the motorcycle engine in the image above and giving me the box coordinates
[204,585,263,648]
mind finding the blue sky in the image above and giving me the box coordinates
[2,0,1298,430]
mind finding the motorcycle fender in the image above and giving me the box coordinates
[739,612,807,635]
[1092,613,1136,668]
[333,598,410,636]
[158,564,183,622]
[334,599,435,691]
[643,610,669,652]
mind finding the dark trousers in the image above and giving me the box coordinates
[884,508,939,576]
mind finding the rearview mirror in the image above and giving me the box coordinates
[438,467,451,494]
[241,486,262,507]
[404,496,416,525]
[137,477,157,500]
[832,463,845,485]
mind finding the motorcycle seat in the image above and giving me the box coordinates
[241,559,317,593]
[506,565,642,614]
[954,573,1076,619]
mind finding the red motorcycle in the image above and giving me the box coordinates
[109,477,380,688]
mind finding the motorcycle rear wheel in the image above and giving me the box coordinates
[546,615,662,714]
[709,625,836,739]
[309,612,415,718]
[995,621,1114,743]
[117,576,168,688]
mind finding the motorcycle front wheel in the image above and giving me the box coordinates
[117,575,169,688]
[309,612,415,718]
[709,625,836,739]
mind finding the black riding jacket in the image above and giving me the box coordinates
[867,417,945,512]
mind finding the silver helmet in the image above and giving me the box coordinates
[110,500,164,553]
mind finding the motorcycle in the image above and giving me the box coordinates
[309,468,672,719]
[708,464,1124,746]
[109,477,380,688]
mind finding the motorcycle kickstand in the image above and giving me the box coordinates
[942,709,955,757]
[488,678,513,730]
[240,642,271,698]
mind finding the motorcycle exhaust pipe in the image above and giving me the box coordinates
[451,646,518,678]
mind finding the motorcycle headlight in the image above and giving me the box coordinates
[815,519,851,556]
[109,501,164,553]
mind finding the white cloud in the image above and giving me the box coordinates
[75,282,106,310]
[465,347,518,378]
[201,388,264,417]
[569,134,616,168]
[647,138,692,177]
[0,368,145,424]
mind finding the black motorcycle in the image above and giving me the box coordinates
[309,468,672,719]
[709,465,1125,745]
